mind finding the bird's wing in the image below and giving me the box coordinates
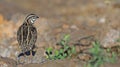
[29,26,37,47]
[17,26,23,45]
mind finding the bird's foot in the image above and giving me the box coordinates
[32,50,36,56]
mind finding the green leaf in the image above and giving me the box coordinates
[94,57,103,67]
[46,47,53,53]
[87,63,92,67]
[61,41,65,46]
[63,34,70,42]
[63,53,67,57]
[67,50,71,55]
[110,52,117,63]
[60,49,64,53]
[55,50,59,56]
[90,41,101,55]
[86,41,117,67]
[64,45,69,50]
[71,46,76,54]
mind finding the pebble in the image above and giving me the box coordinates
[98,17,106,23]
[101,29,120,47]
[70,25,79,30]
[62,24,69,29]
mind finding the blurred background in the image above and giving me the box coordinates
[1,0,99,20]
[0,0,120,67]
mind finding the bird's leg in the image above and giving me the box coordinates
[32,45,37,56]
[32,50,36,56]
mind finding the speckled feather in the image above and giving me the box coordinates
[17,22,37,53]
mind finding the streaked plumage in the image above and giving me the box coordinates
[17,14,39,57]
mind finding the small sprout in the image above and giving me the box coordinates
[90,41,101,55]
[55,50,59,56]
[63,34,70,42]
[45,34,76,60]
[85,41,117,67]
[71,46,76,54]
[45,47,53,59]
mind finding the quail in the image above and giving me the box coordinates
[17,14,39,57]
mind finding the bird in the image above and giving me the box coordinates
[17,14,39,58]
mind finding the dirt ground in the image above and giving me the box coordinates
[0,0,120,67]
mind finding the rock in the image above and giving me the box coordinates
[98,17,106,23]
[70,25,79,30]
[101,29,120,48]
[0,56,17,67]
[62,24,69,29]
[78,53,91,61]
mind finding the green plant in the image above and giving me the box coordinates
[45,47,53,59]
[116,38,120,42]
[45,34,76,60]
[85,41,117,67]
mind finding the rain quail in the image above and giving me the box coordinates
[17,14,39,57]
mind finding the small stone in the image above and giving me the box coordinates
[78,53,91,61]
[98,17,106,23]
[62,24,69,29]
[70,25,79,30]
[0,49,10,57]
[101,29,120,48]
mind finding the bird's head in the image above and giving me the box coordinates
[25,14,39,24]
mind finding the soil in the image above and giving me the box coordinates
[0,0,120,67]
